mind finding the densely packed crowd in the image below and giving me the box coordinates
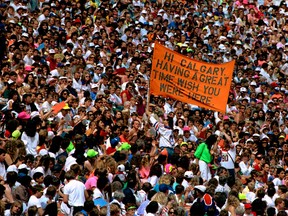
[1,0,288,215]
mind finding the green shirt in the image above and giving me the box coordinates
[194,142,212,164]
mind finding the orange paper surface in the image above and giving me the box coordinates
[52,101,65,114]
[150,42,235,113]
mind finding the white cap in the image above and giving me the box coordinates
[7,165,18,173]
[7,79,15,85]
[18,164,30,170]
[39,149,49,156]
[245,138,254,144]
[47,78,56,84]
[215,130,221,137]
[30,111,40,119]
[88,42,95,47]
[174,14,180,19]
[240,87,247,92]
[117,164,125,172]
[194,185,206,193]
[253,133,260,137]
[250,81,257,86]
[49,49,55,54]
[91,83,99,89]
[236,40,242,45]
[47,131,55,141]
[219,44,226,50]
[78,36,84,40]
[50,69,59,77]
[33,166,44,175]
[59,76,67,80]
[184,171,193,179]
[21,33,29,38]
[219,36,227,41]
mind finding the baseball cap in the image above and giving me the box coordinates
[244,203,252,209]
[118,142,131,151]
[12,130,21,140]
[184,171,193,179]
[194,185,206,193]
[18,111,30,120]
[183,126,190,131]
[117,164,125,172]
[85,149,98,158]
[180,142,188,147]
[18,164,30,170]
[7,165,18,173]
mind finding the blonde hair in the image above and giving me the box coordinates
[159,174,172,185]
[95,155,117,174]
[226,195,240,208]
[151,192,168,206]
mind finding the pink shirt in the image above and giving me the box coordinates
[85,176,98,190]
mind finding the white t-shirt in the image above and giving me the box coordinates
[21,132,39,157]
[147,175,158,187]
[28,195,41,208]
[63,179,86,207]
[220,143,237,169]
[272,178,283,186]
[41,101,53,113]
[64,156,77,172]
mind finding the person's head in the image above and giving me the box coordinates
[149,164,163,178]
[277,168,285,179]
[0,149,6,162]
[10,201,22,215]
[65,170,76,181]
[275,197,285,210]
[126,203,137,216]
[206,134,218,149]
[31,185,44,198]
[33,172,44,184]
[46,186,57,199]
[146,201,159,214]
[27,205,38,216]
[110,203,121,216]
[113,190,125,202]
[190,201,205,216]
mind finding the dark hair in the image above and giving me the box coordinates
[31,185,44,194]
[6,171,17,186]
[146,201,158,214]
[25,119,37,137]
[266,207,276,216]
[149,164,162,178]
[190,201,205,216]
[252,198,267,215]
[206,134,218,149]
[175,185,184,194]
[33,172,44,181]
[97,176,109,191]
[147,190,157,200]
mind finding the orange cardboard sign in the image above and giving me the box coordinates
[150,42,235,113]
[52,101,65,114]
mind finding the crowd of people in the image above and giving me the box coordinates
[0,0,288,215]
